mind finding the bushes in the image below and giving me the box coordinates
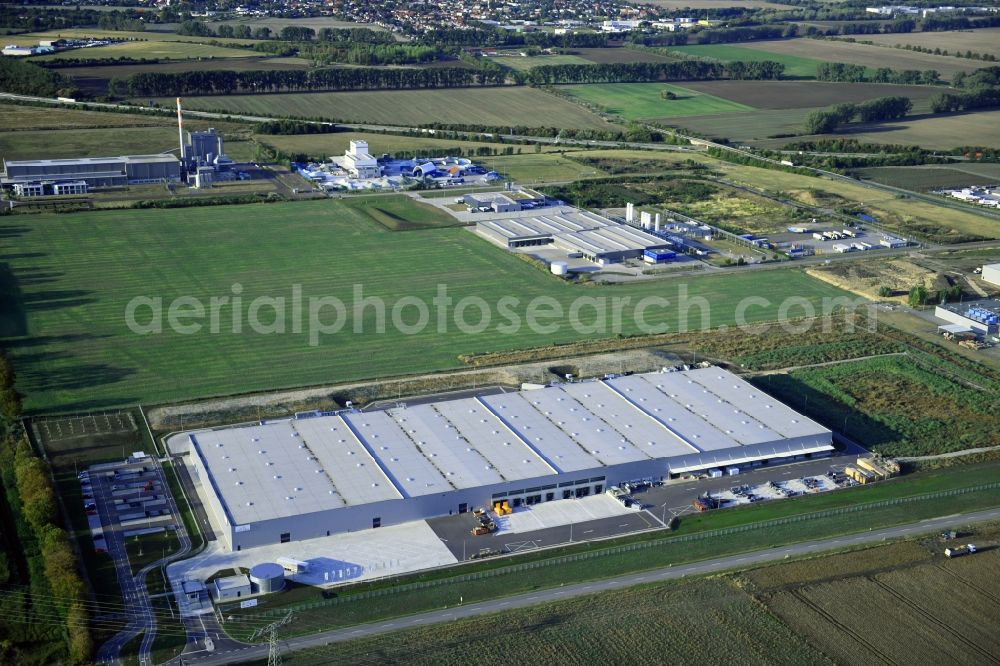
[0,348,91,663]
[0,57,76,99]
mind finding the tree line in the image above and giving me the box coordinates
[0,354,91,665]
[630,23,797,48]
[118,59,786,96]
[805,96,913,134]
[817,61,941,85]
[522,60,784,86]
[931,66,1000,113]
[297,43,450,66]
[0,58,77,98]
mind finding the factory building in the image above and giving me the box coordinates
[185,367,833,551]
[1,155,181,194]
[342,140,381,179]
[183,128,232,173]
[982,263,1000,288]
[477,210,673,264]
[935,300,1000,335]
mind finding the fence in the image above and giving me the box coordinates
[239,480,1000,618]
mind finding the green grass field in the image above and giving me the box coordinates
[557,83,753,121]
[338,194,462,231]
[487,152,608,183]
[852,165,1000,191]
[151,87,618,130]
[0,102,251,162]
[33,40,256,61]
[0,200,849,412]
[666,44,824,78]
[17,28,261,46]
[493,54,592,71]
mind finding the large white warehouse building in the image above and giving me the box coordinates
[186,367,833,551]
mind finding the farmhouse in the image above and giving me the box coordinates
[184,367,833,551]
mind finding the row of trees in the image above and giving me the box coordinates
[805,96,913,134]
[631,23,796,48]
[522,60,784,86]
[0,354,91,664]
[0,58,77,98]
[298,43,450,66]
[119,65,506,96]
[817,61,940,85]
[931,65,1000,113]
[118,57,787,96]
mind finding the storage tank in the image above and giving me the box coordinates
[249,562,285,594]
[550,261,569,276]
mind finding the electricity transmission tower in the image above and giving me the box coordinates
[249,612,293,666]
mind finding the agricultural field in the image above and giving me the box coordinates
[834,27,1000,60]
[491,53,591,71]
[741,38,982,80]
[573,47,681,64]
[0,200,849,412]
[15,28,261,47]
[756,354,1000,456]
[150,87,618,130]
[557,82,753,121]
[762,550,1000,665]
[257,131,566,161]
[679,80,941,110]
[463,152,607,184]
[666,81,942,141]
[32,40,255,62]
[665,44,824,78]
[209,16,390,34]
[272,579,831,665]
[852,165,1000,191]
[0,104,251,162]
[791,109,1000,151]
[54,56,313,96]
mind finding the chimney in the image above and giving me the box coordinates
[176,97,185,163]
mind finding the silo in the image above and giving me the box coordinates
[249,562,285,594]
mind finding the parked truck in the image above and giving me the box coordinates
[944,544,977,558]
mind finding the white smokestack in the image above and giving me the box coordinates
[176,97,185,162]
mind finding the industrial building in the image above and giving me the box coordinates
[186,367,833,551]
[465,192,521,213]
[1,154,181,194]
[935,300,1000,336]
[476,210,673,264]
[982,263,1000,288]
[342,140,380,179]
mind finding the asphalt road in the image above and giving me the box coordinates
[170,506,1000,666]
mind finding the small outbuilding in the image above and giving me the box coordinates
[213,574,251,601]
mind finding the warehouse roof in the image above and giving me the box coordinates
[189,367,831,526]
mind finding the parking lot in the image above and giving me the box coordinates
[428,450,861,560]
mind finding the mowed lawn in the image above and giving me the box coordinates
[0,201,849,412]
[665,44,823,78]
[557,83,753,121]
[158,87,618,130]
